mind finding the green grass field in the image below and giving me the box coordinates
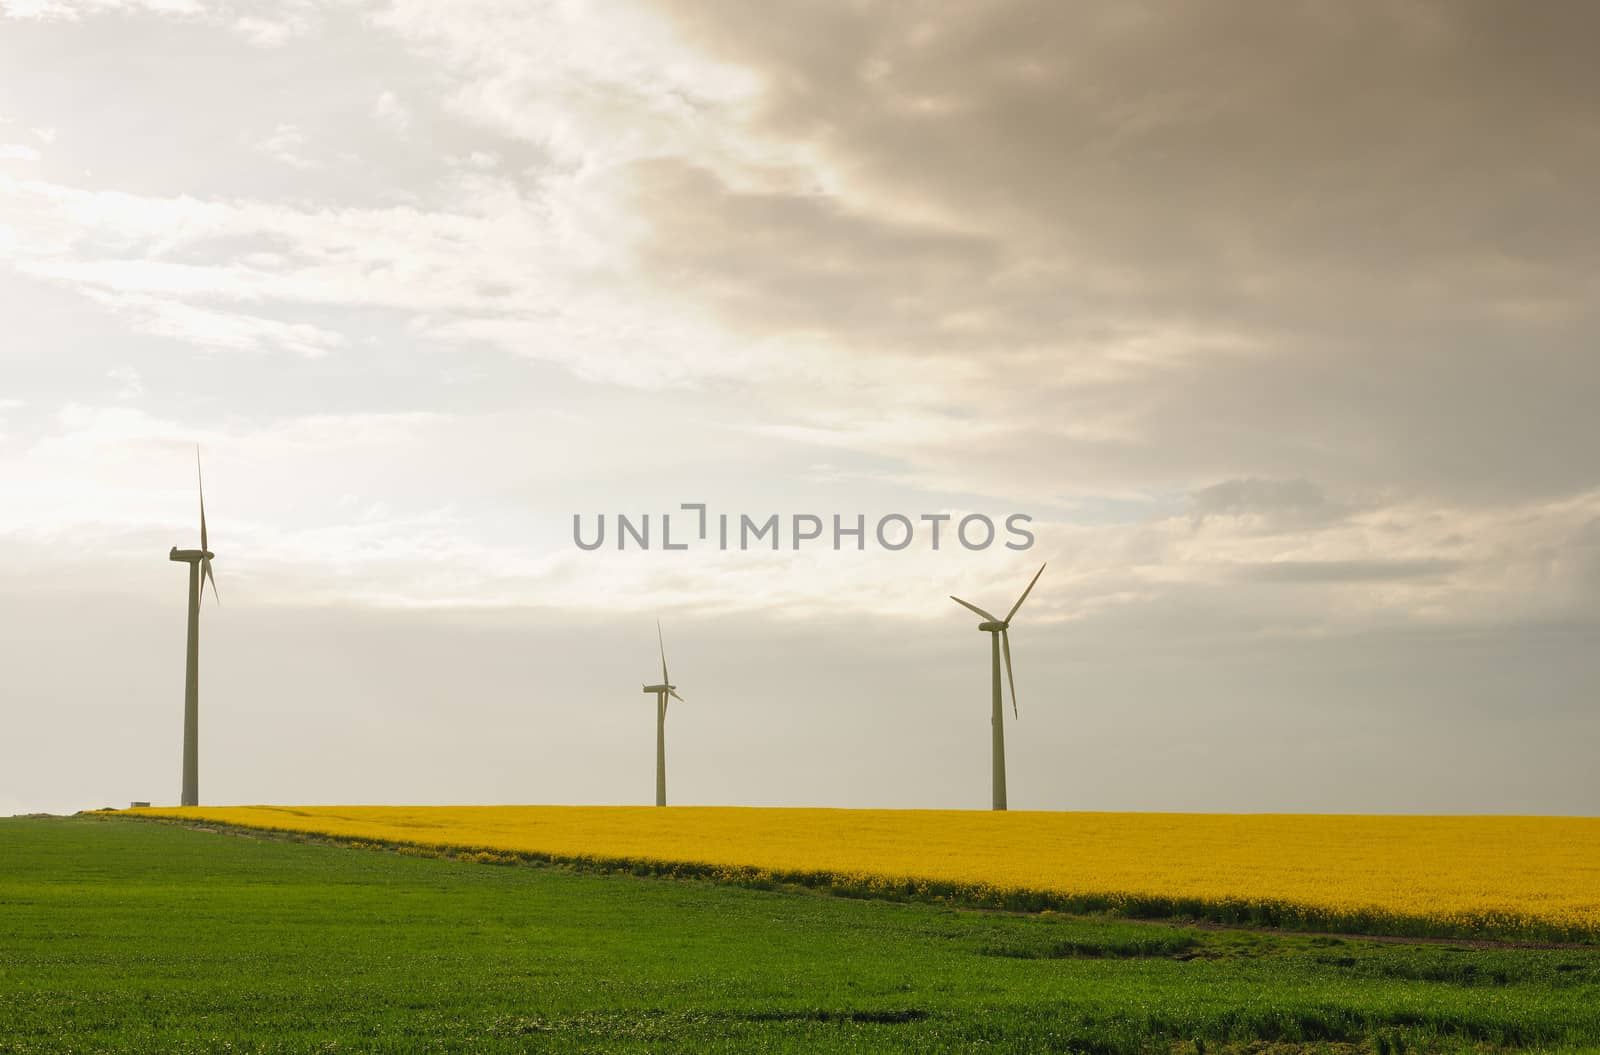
[2,816,1598,1054]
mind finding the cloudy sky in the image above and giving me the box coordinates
[2,0,1596,817]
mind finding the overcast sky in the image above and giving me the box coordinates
[2,0,1596,817]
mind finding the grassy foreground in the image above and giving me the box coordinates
[3,816,1600,1053]
[127,805,1600,942]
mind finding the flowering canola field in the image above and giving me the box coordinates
[129,806,1600,941]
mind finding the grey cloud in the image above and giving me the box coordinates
[615,0,1600,504]
[1189,478,1338,525]
[627,159,1000,340]
[656,0,1600,302]
[1228,558,1463,585]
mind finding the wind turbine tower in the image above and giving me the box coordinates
[641,621,685,807]
[951,563,1045,811]
[169,449,220,807]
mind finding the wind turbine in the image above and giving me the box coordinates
[642,621,684,807]
[168,449,219,807]
[951,563,1045,811]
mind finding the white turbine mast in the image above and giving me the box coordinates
[642,620,685,807]
[168,447,220,807]
[951,563,1045,811]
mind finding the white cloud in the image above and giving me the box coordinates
[107,365,143,399]
[5,396,1594,639]
[1,165,794,384]
[1,0,203,19]
[371,0,813,191]
[231,10,311,47]
[372,89,411,134]
[88,292,347,358]
[0,143,42,162]
[2,0,310,48]
[243,122,318,169]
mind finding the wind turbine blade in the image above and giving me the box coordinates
[950,595,999,622]
[668,689,684,703]
[1004,563,1047,624]
[1001,628,1018,719]
[201,557,220,606]
[657,620,669,686]
[196,447,209,553]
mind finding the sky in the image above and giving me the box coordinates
[1,0,1596,817]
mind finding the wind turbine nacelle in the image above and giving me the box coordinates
[169,547,215,562]
[642,683,674,693]
[978,620,1008,632]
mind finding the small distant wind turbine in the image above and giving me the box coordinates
[642,621,685,807]
[951,563,1045,811]
[168,448,220,808]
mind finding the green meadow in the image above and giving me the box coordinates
[1,814,1597,1054]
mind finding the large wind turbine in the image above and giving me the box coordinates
[641,622,685,807]
[168,449,220,807]
[951,563,1045,811]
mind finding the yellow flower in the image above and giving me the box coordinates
[126,805,1600,940]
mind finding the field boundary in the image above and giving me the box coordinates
[97,812,1599,946]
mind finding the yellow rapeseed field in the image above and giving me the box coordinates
[128,806,1600,941]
